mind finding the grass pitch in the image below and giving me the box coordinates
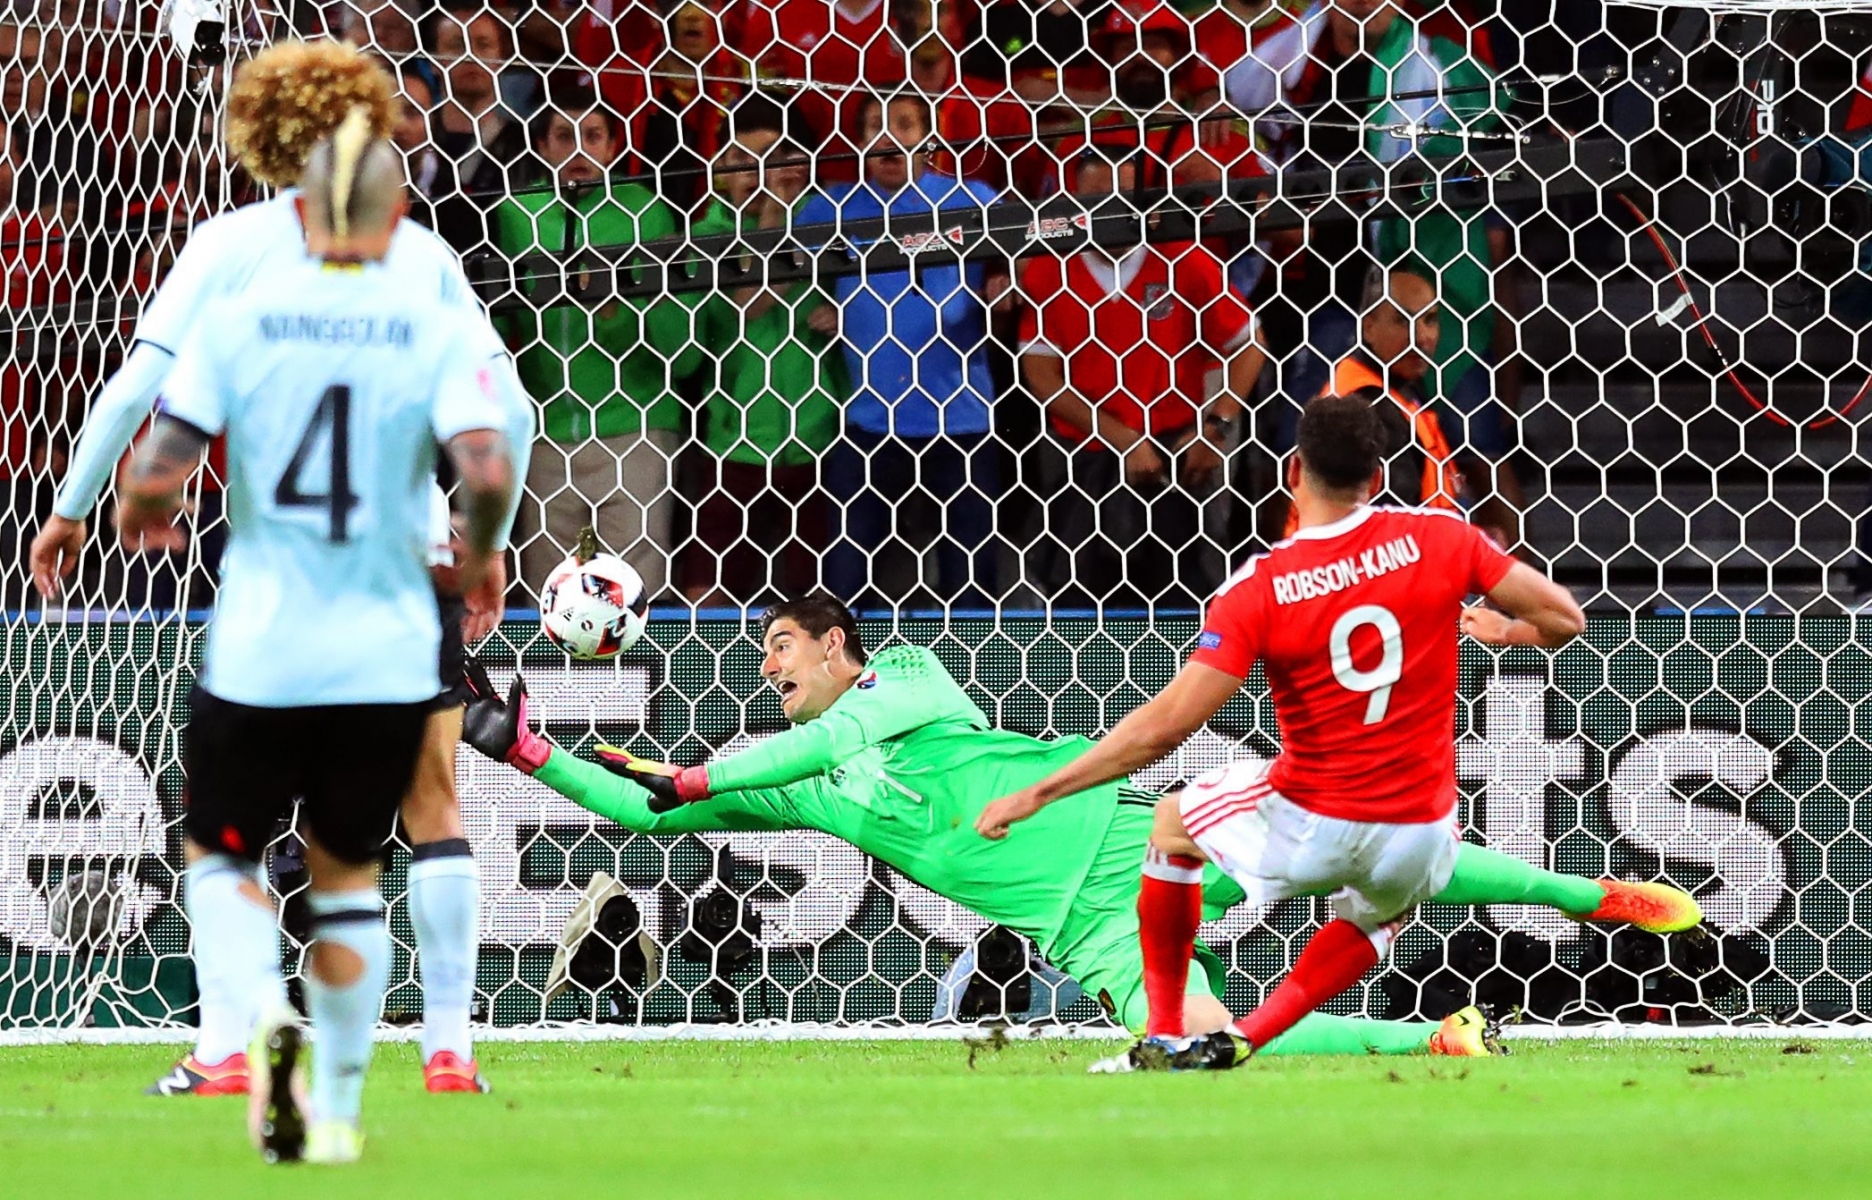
[4,1037,1870,1199]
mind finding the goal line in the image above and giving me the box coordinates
[5,1023,1871,1048]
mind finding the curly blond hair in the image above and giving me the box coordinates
[225,41,396,188]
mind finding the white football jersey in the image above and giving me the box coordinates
[54,193,532,546]
[158,257,508,707]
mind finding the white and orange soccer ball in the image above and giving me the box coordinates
[538,552,649,660]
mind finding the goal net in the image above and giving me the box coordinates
[2,0,1870,1034]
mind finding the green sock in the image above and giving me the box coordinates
[1430,842,1606,915]
[1200,866,1246,920]
[1258,1011,1437,1057]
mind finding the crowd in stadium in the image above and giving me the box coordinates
[1,0,1559,612]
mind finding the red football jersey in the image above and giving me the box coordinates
[1018,243,1255,447]
[1183,5,1254,99]
[735,0,904,180]
[1191,506,1517,824]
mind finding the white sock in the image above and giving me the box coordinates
[407,841,479,1062]
[184,855,285,1064]
[304,890,389,1126]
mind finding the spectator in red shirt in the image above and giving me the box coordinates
[1017,137,1267,608]
[634,1,745,213]
[1091,4,1273,294]
[570,2,752,209]
[1094,2,1186,122]
[1180,0,1279,109]
[896,0,1050,195]
[0,124,73,610]
[736,0,906,183]
[959,0,1114,111]
[572,1,665,135]
[1093,5,1267,191]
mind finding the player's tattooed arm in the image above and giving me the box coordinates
[116,415,210,550]
[444,428,516,559]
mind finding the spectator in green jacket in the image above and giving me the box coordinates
[680,112,845,607]
[493,83,700,598]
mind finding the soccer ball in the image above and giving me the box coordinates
[539,552,650,660]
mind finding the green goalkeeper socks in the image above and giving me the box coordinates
[1202,844,1607,918]
[1430,842,1606,915]
[1259,1011,1437,1056]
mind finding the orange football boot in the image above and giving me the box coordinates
[423,1050,491,1094]
[1428,1005,1506,1057]
[146,1051,250,1096]
[1577,880,1703,934]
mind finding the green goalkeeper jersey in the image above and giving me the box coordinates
[534,645,1133,960]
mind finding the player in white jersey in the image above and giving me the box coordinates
[117,116,516,1166]
[27,42,526,1095]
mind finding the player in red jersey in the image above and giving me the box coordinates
[976,393,1589,1071]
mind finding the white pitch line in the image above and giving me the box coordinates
[4,1022,1871,1047]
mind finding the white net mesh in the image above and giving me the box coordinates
[3,0,1872,1032]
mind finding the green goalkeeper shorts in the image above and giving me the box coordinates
[1049,793,1230,1033]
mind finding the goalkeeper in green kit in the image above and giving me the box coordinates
[461,596,1699,1055]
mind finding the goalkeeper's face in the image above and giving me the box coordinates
[760,619,853,723]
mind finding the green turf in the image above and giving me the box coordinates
[4,1037,1871,1199]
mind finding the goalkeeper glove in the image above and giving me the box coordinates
[592,746,709,814]
[461,657,552,774]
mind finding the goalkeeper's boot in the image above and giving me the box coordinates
[1428,1005,1507,1057]
[145,1050,249,1096]
[304,1121,365,1166]
[1088,1031,1252,1074]
[1573,880,1703,934]
[247,1007,308,1164]
[423,1050,491,1094]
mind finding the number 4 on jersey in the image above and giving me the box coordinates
[275,384,360,542]
[1330,604,1403,724]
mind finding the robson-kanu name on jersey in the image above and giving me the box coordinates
[1270,534,1422,606]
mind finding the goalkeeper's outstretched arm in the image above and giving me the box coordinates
[459,661,805,835]
[533,750,803,835]
[600,653,959,804]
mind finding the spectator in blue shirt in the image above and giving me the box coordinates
[798,91,1008,608]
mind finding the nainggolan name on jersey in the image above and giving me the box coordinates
[1270,534,1422,605]
[257,313,414,348]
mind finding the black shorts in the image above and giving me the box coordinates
[183,685,430,865]
[434,592,468,710]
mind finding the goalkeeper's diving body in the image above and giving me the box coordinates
[463,596,1697,1053]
